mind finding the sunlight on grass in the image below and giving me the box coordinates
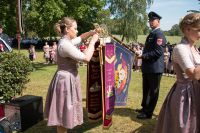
[13,49,176,133]
[114,35,182,44]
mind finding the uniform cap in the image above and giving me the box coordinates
[148,11,162,20]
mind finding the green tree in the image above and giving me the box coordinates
[106,0,153,42]
[22,0,106,38]
[0,0,16,37]
[168,24,182,36]
[62,0,106,34]
[0,0,107,38]
[23,0,65,38]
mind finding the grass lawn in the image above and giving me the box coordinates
[114,35,182,44]
[14,49,175,133]
[137,35,182,44]
[115,35,200,46]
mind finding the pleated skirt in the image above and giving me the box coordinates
[44,70,83,129]
[155,80,200,133]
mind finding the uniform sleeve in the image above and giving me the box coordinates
[71,37,82,46]
[173,45,194,72]
[58,39,85,61]
[142,32,164,60]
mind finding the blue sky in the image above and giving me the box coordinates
[146,0,200,31]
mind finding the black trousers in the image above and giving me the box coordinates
[141,73,162,116]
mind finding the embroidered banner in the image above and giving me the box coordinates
[112,39,134,106]
[87,38,134,128]
[102,43,115,128]
[87,42,102,121]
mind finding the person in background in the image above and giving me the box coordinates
[0,23,12,52]
[167,44,175,76]
[52,41,57,51]
[0,23,11,46]
[28,44,36,61]
[43,42,50,64]
[163,46,170,75]
[50,41,58,63]
[44,17,99,133]
[134,44,142,72]
[0,43,4,52]
[134,11,166,119]
[79,43,87,52]
[155,13,200,133]
[79,40,88,66]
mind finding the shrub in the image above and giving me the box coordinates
[0,52,33,103]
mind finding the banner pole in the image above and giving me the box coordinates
[16,0,22,52]
[109,34,135,53]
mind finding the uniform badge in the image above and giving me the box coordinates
[157,38,163,45]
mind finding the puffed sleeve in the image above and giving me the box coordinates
[58,39,85,61]
[173,44,194,72]
[71,37,82,46]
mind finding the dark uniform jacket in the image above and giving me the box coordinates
[142,28,166,73]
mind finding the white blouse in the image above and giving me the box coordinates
[58,36,85,61]
[173,42,200,79]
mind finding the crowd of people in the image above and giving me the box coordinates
[42,41,57,64]
[131,42,176,76]
[27,38,89,65]
[27,41,57,64]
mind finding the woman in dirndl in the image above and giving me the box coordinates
[44,17,99,133]
[155,13,200,133]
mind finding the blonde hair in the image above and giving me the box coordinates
[54,17,76,36]
[179,13,200,33]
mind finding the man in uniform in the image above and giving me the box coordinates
[135,11,167,119]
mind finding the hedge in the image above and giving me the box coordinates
[0,52,33,103]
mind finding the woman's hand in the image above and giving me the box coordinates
[83,33,99,62]
[90,34,99,45]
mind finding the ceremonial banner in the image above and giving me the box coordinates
[87,37,134,128]
[102,43,115,128]
[87,42,102,121]
[112,39,134,106]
